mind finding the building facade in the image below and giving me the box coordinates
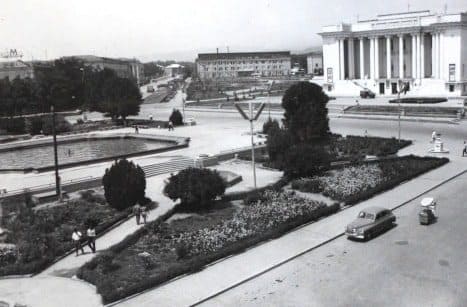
[0,49,34,80]
[196,51,291,79]
[164,63,184,77]
[64,55,144,85]
[319,11,467,96]
[306,51,323,75]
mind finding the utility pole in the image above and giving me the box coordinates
[234,102,266,189]
[51,105,61,199]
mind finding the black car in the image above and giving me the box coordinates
[345,207,396,240]
[360,89,376,99]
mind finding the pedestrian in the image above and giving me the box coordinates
[463,141,467,157]
[135,125,139,134]
[364,129,368,137]
[133,204,141,225]
[431,130,437,143]
[86,226,96,253]
[72,228,85,256]
[168,121,174,131]
[149,114,153,121]
[141,206,148,224]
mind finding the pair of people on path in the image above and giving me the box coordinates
[72,226,97,256]
[133,204,148,225]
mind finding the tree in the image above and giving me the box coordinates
[98,75,142,121]
[163,168,226,210]
[262,117,280,135]
[266,125,292,169]
[102,159,146,211]
[169,109,183,126]
[282,82,330,143]
[283,144,331,178]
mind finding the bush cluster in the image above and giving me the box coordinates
[169,109,184,126]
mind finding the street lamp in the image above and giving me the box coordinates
[50,105,61,199]
[234,102,266,189]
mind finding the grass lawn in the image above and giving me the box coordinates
[0,190,133,276]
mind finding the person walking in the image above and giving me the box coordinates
[133,204,141,225]
[141,206,148,224]
[463,141,467,157]
[72,228,85,256]
[86,226,96,253]
[431,130,437,143]
[135,125,139,134]
[168,121,174,131]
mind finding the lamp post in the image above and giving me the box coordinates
[234,102,266,189]
[51,105,61,198]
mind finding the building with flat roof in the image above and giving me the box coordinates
[0,49,35,80]
[319,10,467,96]
[196,51,291,79]
[63,55,144,85]
[165,63,184,77]
[306,51,323,75]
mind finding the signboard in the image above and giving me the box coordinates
[449,64,455,82]
[327,68,333,83]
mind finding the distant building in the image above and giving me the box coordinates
[196,51,291,79]
[165,63,184,77]
[63,55,144,85]
[0,49,34,80]
[306,51,323,75]
[319,10,467,96]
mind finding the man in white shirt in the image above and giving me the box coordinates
[72,228,85,256]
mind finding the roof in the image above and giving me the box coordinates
[198,51,290,61]
[359,206,389,215]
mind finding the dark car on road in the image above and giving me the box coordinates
[360,89,376,99]
[345,207,396,240]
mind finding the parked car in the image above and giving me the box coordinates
[345,206,396,240]
[360,89,376,99]
[147,85,155,93]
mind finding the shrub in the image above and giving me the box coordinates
[283,144,331,178]
[102,159,146,211]
[163,167,226,210]
[41,114,72,135]
[266,125,292,169]
[25,116,43,135]
[0,117,25,134]
[262,117,280,135]
[169,109,183,126]
[291,178,322,193]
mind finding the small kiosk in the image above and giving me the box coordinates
[419,197,437,225]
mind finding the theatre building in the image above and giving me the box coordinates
[319,11,467,96]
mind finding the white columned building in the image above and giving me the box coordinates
[320,10,467,96]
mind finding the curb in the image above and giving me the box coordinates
[338,114,460,124]
[188,166,467,306]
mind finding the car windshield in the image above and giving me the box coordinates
[358,211,375,220]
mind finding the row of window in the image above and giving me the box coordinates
[205,66,284,71]
[200,59,288,65]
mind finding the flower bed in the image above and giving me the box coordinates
[330,135,412,159]
[78,191,338,303]
[292,156,449,205]
[0,191,131,276]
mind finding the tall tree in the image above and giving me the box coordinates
[282,82,330,143]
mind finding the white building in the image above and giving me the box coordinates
[319,10,467,96]
[306,51,323,75]
[164,63,184,77]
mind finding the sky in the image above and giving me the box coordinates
[1,0,466,62]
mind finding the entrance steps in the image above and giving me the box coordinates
[141,157,195,178]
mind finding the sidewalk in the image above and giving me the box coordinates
[114,161,466,307]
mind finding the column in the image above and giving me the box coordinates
[411,34,417,79]
[370,37,375,79]
[386,36,391,79]
[439,32,443,79]
[399,34,404,78]
[431,33,437,78]
[375,37,380,79]
[420,33,425,79]
[348,38,355,79]
[359,38,365,79]
[339,39,345,80]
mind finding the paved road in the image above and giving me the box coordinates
[200,172,467,307]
